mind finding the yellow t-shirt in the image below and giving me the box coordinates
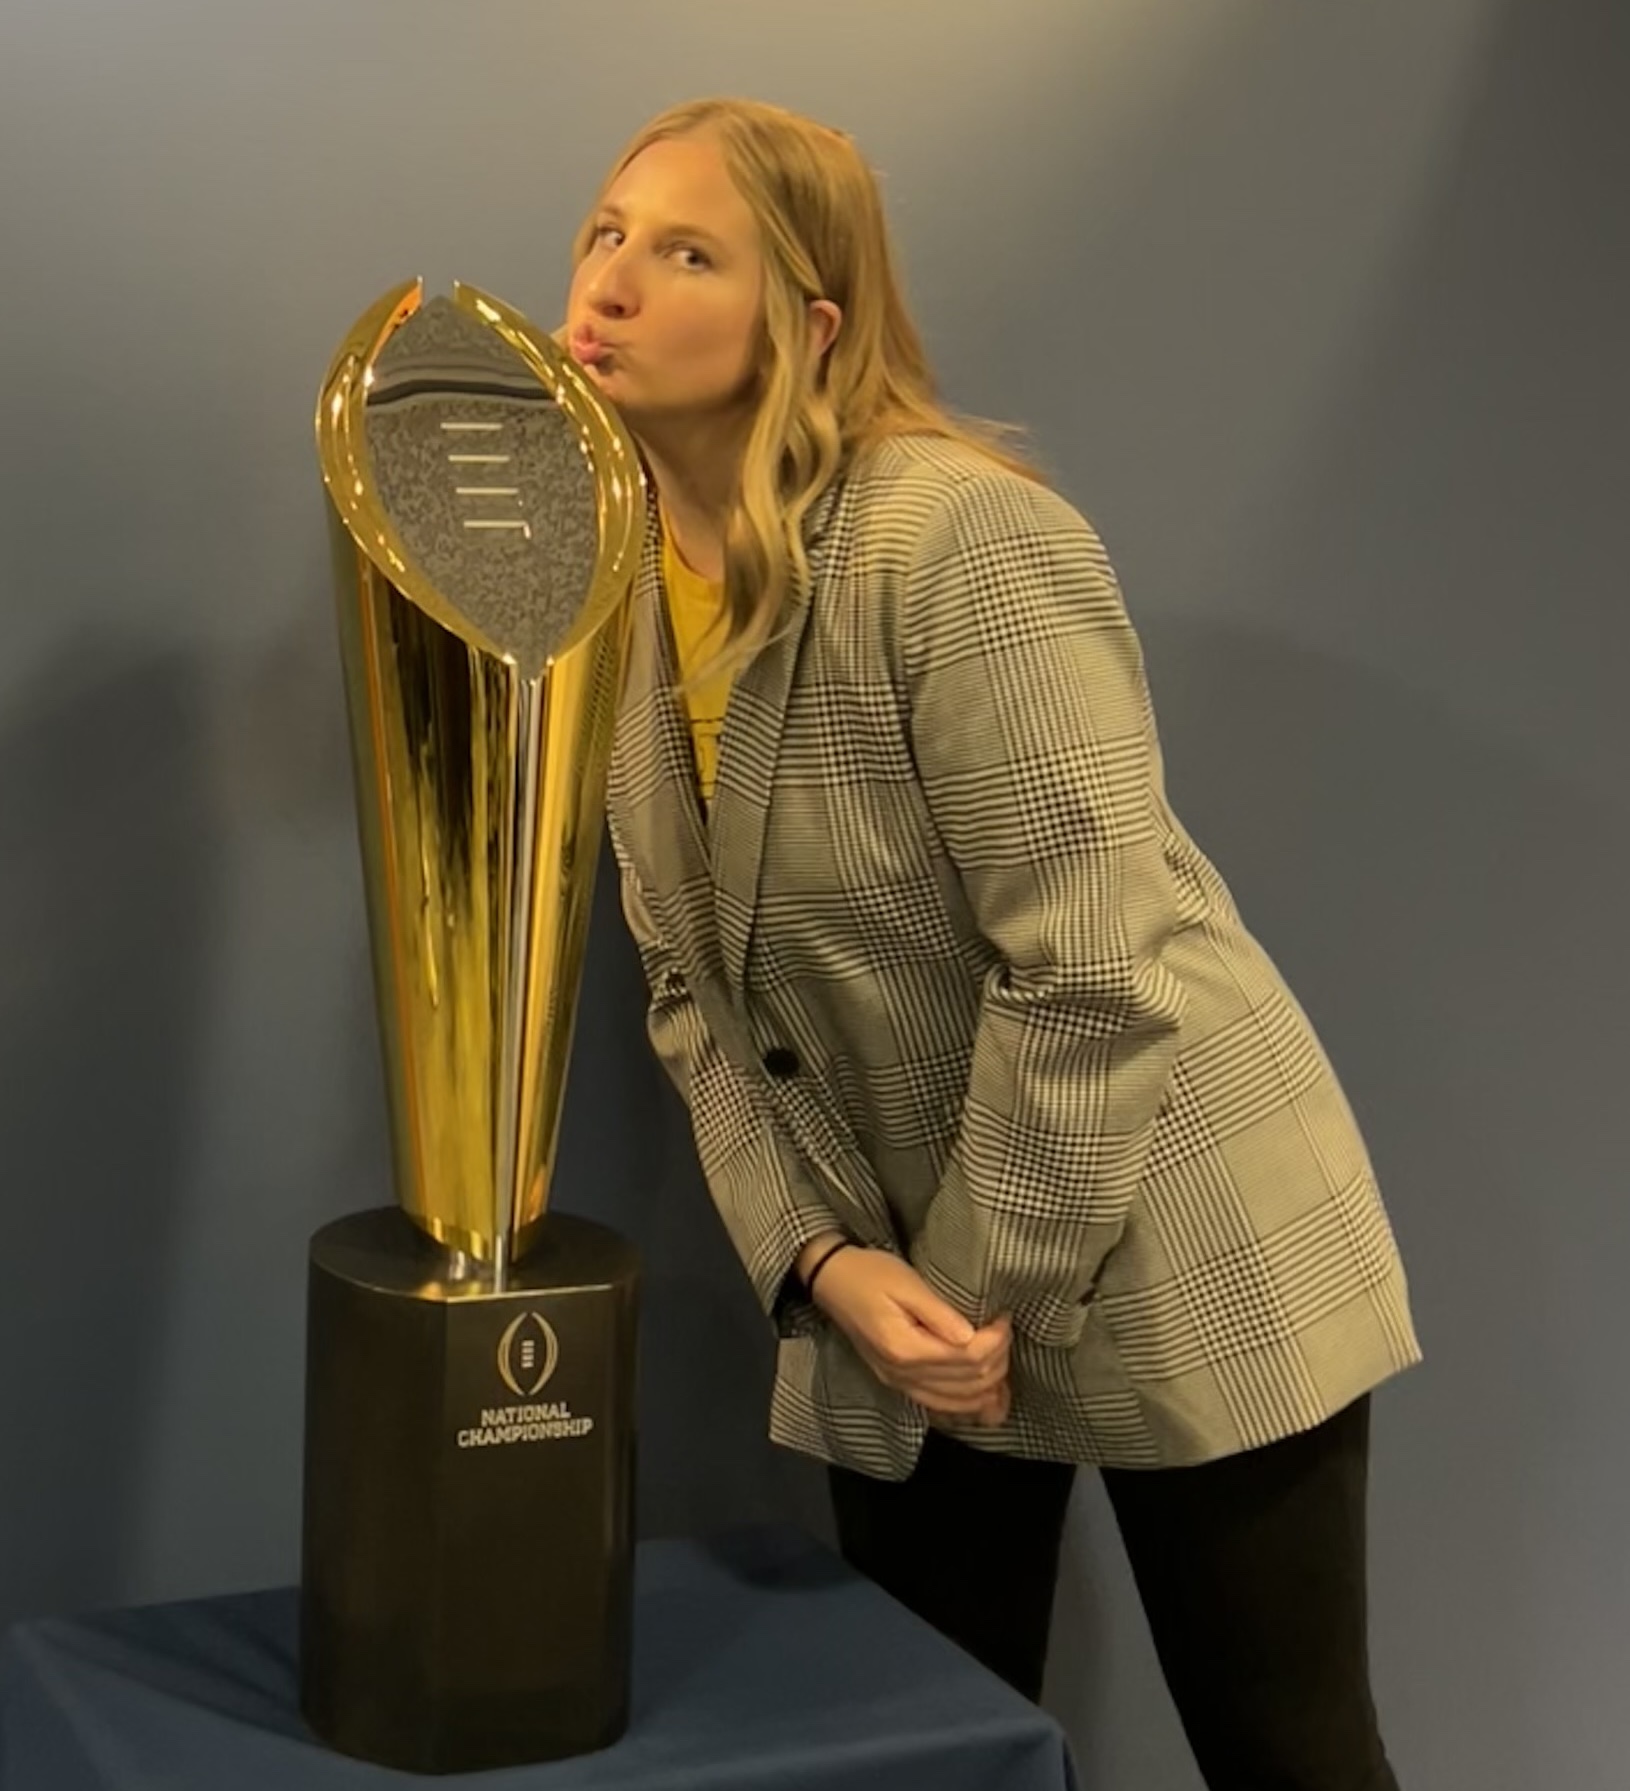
[661,526,735,807]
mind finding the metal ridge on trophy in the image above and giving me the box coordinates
[301,280,647,1774]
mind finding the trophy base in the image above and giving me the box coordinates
[299,1206,639,1774]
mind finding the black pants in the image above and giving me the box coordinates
[828,1397,1398,1791]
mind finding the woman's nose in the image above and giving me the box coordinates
[586,254,638,319]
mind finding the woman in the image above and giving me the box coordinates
[565,96,1419,1791]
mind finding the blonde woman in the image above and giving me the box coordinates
[566,97,1418,1791]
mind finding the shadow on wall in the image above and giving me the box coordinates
[1048,4,1629,1785]
[0,645,219,1627]
[1175,6,1629,1783]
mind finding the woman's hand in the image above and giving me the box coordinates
[797,1239,1012,1425]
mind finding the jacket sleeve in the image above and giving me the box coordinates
[615,850,845,1337]
[902,472,1188,1349]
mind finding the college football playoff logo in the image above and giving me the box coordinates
[496,1310,560,1398]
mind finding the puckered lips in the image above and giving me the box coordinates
[569,327,617,368]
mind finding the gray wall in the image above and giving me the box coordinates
[1,3,1623,1787]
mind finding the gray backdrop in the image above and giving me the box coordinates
[1,3,1624,1787]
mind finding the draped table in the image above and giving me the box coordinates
[0,1528,1078,1790]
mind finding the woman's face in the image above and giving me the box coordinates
[566,133,766,434]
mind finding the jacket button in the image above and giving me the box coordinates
[762,1046,800,1079]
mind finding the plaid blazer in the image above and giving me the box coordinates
[606,434,1420,1478]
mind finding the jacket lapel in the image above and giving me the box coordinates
[608,479,847,1004]
[607,475,899,1241]
[709,482,844,999]
[608,511,723,987]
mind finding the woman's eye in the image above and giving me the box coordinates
[673,245,712,271]
[593,224,623,248]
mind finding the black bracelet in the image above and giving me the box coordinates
[802,1237,856,1298]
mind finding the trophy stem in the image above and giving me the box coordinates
[493,675,544,1282]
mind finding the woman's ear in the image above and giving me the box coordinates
[807,298,843,362]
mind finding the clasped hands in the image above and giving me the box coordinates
[795,1236,1012,1427]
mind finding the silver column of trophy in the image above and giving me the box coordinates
[302,281,646,1774]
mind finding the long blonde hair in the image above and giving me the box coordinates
[571,97,1047,666]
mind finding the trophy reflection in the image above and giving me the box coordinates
[301,281,645,1774]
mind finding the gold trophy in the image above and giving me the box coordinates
[300,281,646,1773]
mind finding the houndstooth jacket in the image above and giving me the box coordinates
[605,433,1420,1479]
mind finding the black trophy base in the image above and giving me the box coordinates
[299,1206,639,1774]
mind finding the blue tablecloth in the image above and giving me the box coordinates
[0,1529,1076,1790]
